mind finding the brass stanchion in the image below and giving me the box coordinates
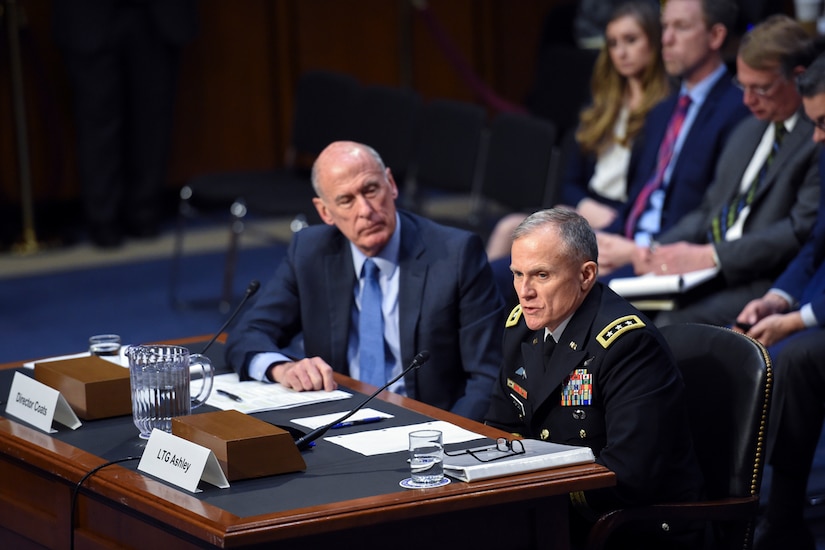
[5,0,40,254]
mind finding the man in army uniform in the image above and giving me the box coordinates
[485,208,702,548]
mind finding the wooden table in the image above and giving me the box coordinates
[0,347,614,550]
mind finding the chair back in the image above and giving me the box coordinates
[586,324,772,550]
[411,98,487,196]
[660,324,771,502]
[347,84,422,185]
[289,70,361,161]
[475,111,558,213]
[526,44,597,139]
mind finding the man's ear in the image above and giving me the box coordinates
[385,167,399,200]
[312,197,335,226]
[708,22,727,52]
[581,260,598,291]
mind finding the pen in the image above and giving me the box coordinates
[216,389,244,402]
[331,416,384,429]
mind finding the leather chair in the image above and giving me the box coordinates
[468,111,559,238]
[168,70,360,311]
[585,323,772,550]
[405,98,487,220]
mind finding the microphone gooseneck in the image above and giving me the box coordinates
[199,280,261,356]
[294,350,431,451]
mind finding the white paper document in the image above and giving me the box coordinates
[205,373,353,413]
[324,420,484,456]
[608,266,719,298]
[290,408,394,430]
[443,439,595,482]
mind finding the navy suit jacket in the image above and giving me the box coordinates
[774,150,825,323]
[225,210,505,421]
[606,71,750,237]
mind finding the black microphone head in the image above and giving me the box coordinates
[246,280,261,296]
[413,350,430,368]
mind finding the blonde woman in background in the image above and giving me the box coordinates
[486,0,670,261]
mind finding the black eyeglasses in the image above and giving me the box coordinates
[444,438,526,463]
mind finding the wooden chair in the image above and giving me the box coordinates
[585,323,772,550]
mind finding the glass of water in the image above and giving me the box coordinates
[409,429,444,485]
[89,334,121,356]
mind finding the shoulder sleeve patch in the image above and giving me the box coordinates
[505,304,523,328]
[596,315,646,348]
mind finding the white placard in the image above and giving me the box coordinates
[138,429,230,493]
[5,371,81,433]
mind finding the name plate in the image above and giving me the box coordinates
[138,429,230,493]
[5,371,81,433]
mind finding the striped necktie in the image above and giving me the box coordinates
[624,94,692,239]
[708,122,786,243]
[359,259,386,387]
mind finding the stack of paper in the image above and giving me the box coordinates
[608,266,719,298]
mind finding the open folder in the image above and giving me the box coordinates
[443,439,595,482]
[607,266,720,310]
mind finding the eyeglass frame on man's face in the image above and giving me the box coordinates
[731,74,785,98]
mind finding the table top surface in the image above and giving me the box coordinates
[0,338,615,546]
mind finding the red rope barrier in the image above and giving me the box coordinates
[413,1,527,114]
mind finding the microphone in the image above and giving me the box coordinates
[199,280,261,356]
[294,350,431,451]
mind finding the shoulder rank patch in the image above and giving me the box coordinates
[505,304,523,328]
[596,315,646,348]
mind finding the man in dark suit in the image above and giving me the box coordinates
[53,0,198,247]
[735,53,825,550]
[485,209,702,548]
[597,0,750,277]
[631,15,820,327]
[225,141,504,421]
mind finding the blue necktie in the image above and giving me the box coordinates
[359,259,386,387]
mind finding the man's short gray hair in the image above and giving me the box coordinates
[513,208,599,264]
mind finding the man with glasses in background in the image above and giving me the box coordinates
[628,14,820,328]
[485,209,702,549]
[735,51,825,549]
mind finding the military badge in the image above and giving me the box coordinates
[596,315,645,348]
[561,369,592,406]
[509,393,526,418]
[507,378,528,399]
[505,304,522,327]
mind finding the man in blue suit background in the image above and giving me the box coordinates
[597,0,750,277]
[226,141,504,421]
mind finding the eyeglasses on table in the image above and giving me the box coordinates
[444,437,526,463]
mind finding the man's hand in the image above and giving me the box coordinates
[578,199,617,230]
[646,242,715,275]
[596,232,637,275]
[268,357,338,392]
[736,292,790,329]
[748,312,805,348]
